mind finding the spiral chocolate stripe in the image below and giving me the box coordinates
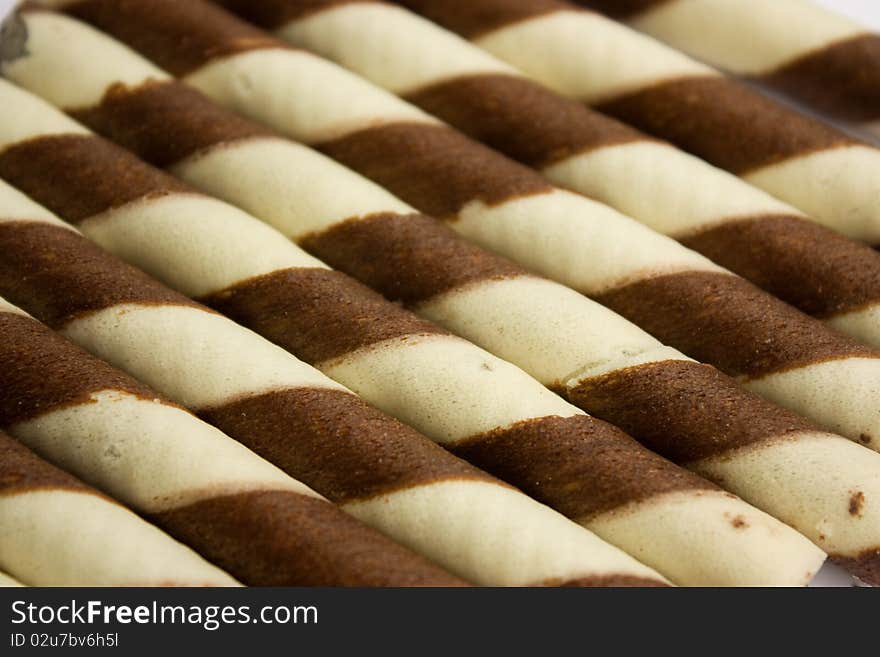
[580,0,880,129]
[0,303,461,586]
[0,89,672,588]
[580,0,669,19]
[0,428,240,587]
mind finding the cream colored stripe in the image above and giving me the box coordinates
[9,390,315,513]
[742,146,880,244]
[278,3,516,96]
[0,572,22,587]
[342,479,667,586]
[80,192,328,299]
[630,0,867,75]
[826,304,880,351]
[742,357,880,451]
[320,333,582,445]
[543,141,802,239]
[0,79,89,151]
[171,137,413,241]
[474,10,715,103]
[586,488,825,587]
[0,299,31,319]
[417,275,687,387]
[453,188,725,295]
[5,12,169,111]
[0,177,79,231]
[692,431,880,558]
[62,304,347,411]
[185,47,439,145]
[0,490,240,587]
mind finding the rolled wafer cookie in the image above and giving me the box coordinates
[0,429,240,587]
[0,296,466,587]
[88,0,880,349]
[0,572,23,587]
[358,0,880,244]
[581,0,880,138]
[5,16,877,583]
[0,108,821,586]
[27,5,880,450]
[0,108,670,589]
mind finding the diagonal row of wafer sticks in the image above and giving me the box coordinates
[5,1,880,584]
[35,0,880,451]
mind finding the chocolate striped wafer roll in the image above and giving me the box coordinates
[362,0,880,244]
[0,97,823,588]
[0,429,240,587]
[582,0,880,138]
[0,295,465,587]
[0,100,671,589]
[5,17,878,583]
[81,0,880,350]
[28,5,880,450]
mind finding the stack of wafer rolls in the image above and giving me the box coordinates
[86,0,880,350]
[368,0,880,244]
[0,97,677,589]
[0,428,240,587]
[0,92,826,588]
[0,294,466,587]
[581,0,880,138]
[6,10,880,584]
[25,4,880,451]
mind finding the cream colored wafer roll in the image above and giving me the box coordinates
[4,14,877,582]
[0,429,241,587]
[0,572,23,587]
[0,105,668,588]
[580,0,880,138]
[0,296,466,587]
[317,0,880,244]
[128,0,880,349]
[27,4,880,450]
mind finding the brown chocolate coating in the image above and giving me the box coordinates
[0,220,199,328]
[398,0,570,39]
[65,0,290,77]
[761,34,880,123]
[0,311,160,426]
[568,359,819,463]
[596,75,856,174]
[214,0,372,28]
[834,548,880,587]
[318,123,553,218]
[154,490,469,586]
[574,0,671,20]
[452,414,715,520]
[199,387,498,505]
[203,267,447,365]
[301,212,525,305]
[682,214,880,319]
[0,134,189,222]
[407,73,649,168]
[70,80,274,168]
[0,429,96,496]
[595,270,876,379]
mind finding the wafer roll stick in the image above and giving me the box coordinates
[0,101,671,589]
[0,296,465,587]
[581,0,880,138]
[374,0,880,243]
[0,103,819,587]
[29,5,880,450]
[6,14,878,584]
[0,429,240,587]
